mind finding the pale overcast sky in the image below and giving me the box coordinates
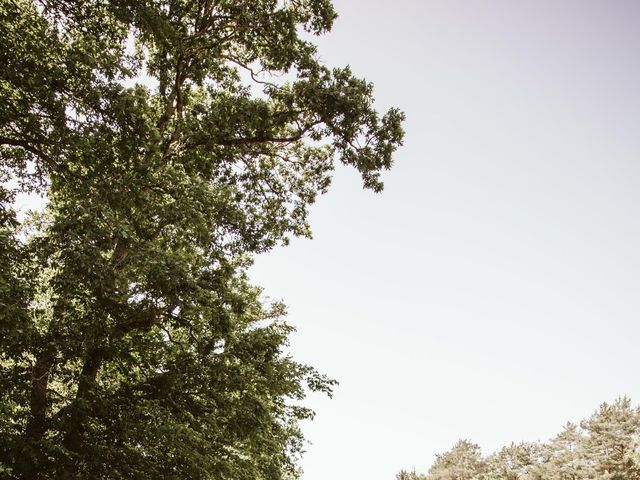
[249,1,640,479]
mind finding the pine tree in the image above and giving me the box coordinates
[579,397,640,480]
[535,423,588,480]
[427,440,486,480]
[483,442,543,480]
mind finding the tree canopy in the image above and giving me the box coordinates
[0,0,404,478]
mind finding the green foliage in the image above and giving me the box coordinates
[398,397,640,480]
[0,0,404,478]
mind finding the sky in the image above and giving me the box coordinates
[248,1,640,479]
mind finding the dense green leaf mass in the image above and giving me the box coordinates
[0,0,404,478]
[399,397,640,480]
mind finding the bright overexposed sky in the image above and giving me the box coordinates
[249,1,640,478]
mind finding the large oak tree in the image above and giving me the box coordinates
[0,0,404,478]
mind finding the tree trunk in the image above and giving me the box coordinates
[58,349,104,479]
[25,351,54,441]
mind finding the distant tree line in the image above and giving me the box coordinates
[397,397,640,480]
